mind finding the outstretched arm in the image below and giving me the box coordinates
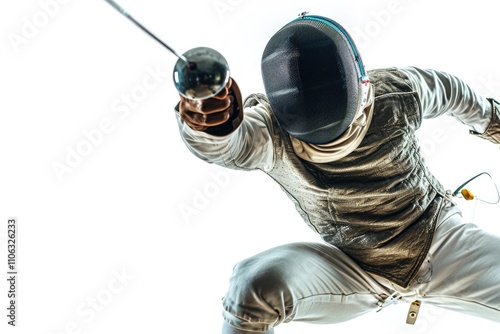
[175,79,275,172]
[401,66,500,145]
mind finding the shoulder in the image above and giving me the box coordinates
[368,67,415,97]
[243,93,282,134]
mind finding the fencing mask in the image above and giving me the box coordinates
[261,15,370,145]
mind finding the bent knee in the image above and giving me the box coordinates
[222,257,295,331]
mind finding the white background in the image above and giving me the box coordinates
[1,0,500,333]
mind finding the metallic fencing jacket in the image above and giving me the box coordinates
[177,67,498,287]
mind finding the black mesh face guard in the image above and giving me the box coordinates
[261,15,369,144]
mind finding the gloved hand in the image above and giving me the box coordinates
[178,78,243,136]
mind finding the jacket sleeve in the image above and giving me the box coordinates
[400,66,496,138]
[175,95,275,172]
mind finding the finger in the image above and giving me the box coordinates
[182,94,232,114]
[211,78,232,100]
[182,107,233,127]
[179,77,233,112]
[198,96,232,114]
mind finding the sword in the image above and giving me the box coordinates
[102,0,230,100]
[103,0,188,64]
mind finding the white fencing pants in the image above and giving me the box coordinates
[221,200,500,332]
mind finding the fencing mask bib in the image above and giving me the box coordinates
[261,15,370,145]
